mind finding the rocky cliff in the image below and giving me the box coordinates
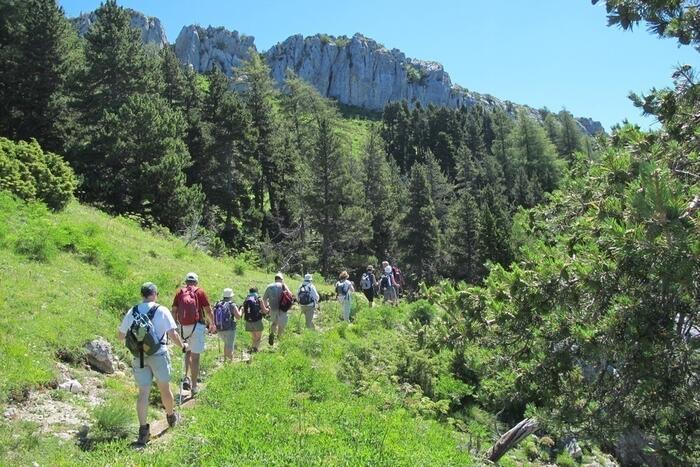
[71,9,168,48]
[70,7,604,134]
[174,25,256,75]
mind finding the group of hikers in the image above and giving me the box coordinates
[118,261,404,445]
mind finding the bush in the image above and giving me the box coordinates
[14,218,57,262]
[409,300,437,325]
[555,451,577,467]
[0,138,76,210]
[91,401,133,440]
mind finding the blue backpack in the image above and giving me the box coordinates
[214,300,236,331]
[125,305,164,368]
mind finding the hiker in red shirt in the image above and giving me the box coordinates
[172,272,215,396]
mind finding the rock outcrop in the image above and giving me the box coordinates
[71,9,167,48]
[85,337,119,374]
[175,25,256,75]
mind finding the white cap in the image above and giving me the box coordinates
[384,266,392,274]
[185,272,199,282]
[304,274,313,282]
[223,288,233,298]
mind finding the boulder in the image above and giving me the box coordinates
[58,379,83,394]
[85,338,118,374]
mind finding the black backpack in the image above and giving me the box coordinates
[125,305,164,368]
[244,296,263,322]
[298,285,313,306]
[380,275,390,290]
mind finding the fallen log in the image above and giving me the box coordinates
[485,417,539,462]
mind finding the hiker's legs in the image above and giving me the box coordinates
[137,384,150,426]
[303,305,315,329]
[189,352,201,390]
[219,330,234,361]
[342,299,352,321]
[157,380,175,416]
[251,331,262,350]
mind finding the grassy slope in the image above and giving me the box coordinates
[0,194,473,465]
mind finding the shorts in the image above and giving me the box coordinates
[217,328,237,351]
[132,351,171,387]
[362,288,375,302]
[245,319,264,332]
[179,323,206,354]
[383,286,397,301]
[270,309,289,328]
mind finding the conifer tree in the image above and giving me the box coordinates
[362,129,402,261]
[558,110,583,161]
[0,0,81,152]
[447,189,483,283]
[402,163,441,284]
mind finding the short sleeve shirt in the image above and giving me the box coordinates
[172,286,210,310]
[263,282,283,310]
[119,302,176,353]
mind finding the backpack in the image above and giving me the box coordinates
[176,285,200,325]
[279,285,294,312]
[360,273,373,290]
[336,281,349,296]
[244,296,263,322]
[393,266,404,287]
[125,305,164,368]
[298,285,313,306]
[214,300,236,331]
[380,274,390,290]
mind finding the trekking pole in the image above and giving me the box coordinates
[178,350,187,406]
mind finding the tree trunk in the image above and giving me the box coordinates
[486,418,538,463]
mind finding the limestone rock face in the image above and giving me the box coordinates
[175,25,256,75]
[71,9,168,48]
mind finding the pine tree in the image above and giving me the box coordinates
[447,189,483,283]
[402,163,441,284]
[305,116,368,277]
[558,110,583,161]
[98,94,203,231]
[0,0,81,152]
[362,128,403,261]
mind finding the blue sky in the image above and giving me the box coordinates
[60,0,700,131]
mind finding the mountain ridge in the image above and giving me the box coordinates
[69,8,604,135]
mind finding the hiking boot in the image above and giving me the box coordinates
[137,424,150,445]
[167,412,180,428]
[268,333,275,346]
[182,377,191,390]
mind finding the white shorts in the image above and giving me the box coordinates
[179,323,206,354]
[132,352,171,387]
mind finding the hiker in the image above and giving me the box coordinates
[171,272,215,396]
[297,273,320,329]
[380,264,399,306]
[391,263,405,297]
[118,282,188,446]
[360,265,378,307]
[336,271,355,321]
[213,288,241,363]
[242,287,267,352]
[263,273,294,345]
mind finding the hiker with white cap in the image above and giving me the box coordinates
[118,282,188,445]
[297,273,320,329]
[336,271,355,321]
[360,265,378,307]
[213,288,241,362]
[171,272,214,396]
[263,273,294,346]
[380,262,398,306]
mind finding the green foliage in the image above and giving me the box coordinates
[91,401,133,441]
[0,138,76,210]
[555,451,576,467]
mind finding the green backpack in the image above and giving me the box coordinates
[125,305,164,368]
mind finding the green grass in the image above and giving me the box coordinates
[0,193,317,403]
[337,117,373,159]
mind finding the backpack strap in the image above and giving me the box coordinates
[147,304,167,345]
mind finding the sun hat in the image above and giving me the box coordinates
[367,265,374,271]
[185,272,199,282]
[304,273,313,282]
[384,265,392,274]
[141,282,158,297]
[223,288,233,298]
[274,272,284,281]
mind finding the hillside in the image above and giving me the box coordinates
[0,194,472,465]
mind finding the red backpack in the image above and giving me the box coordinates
[177,285,200,325]
[279,285,294,312]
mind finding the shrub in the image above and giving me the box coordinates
[232,256,248,276]
[409,300,437,325]
[555,451,577,467]
[14,219,57,262]
[0,137,76,210]
[91,401,133,440]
